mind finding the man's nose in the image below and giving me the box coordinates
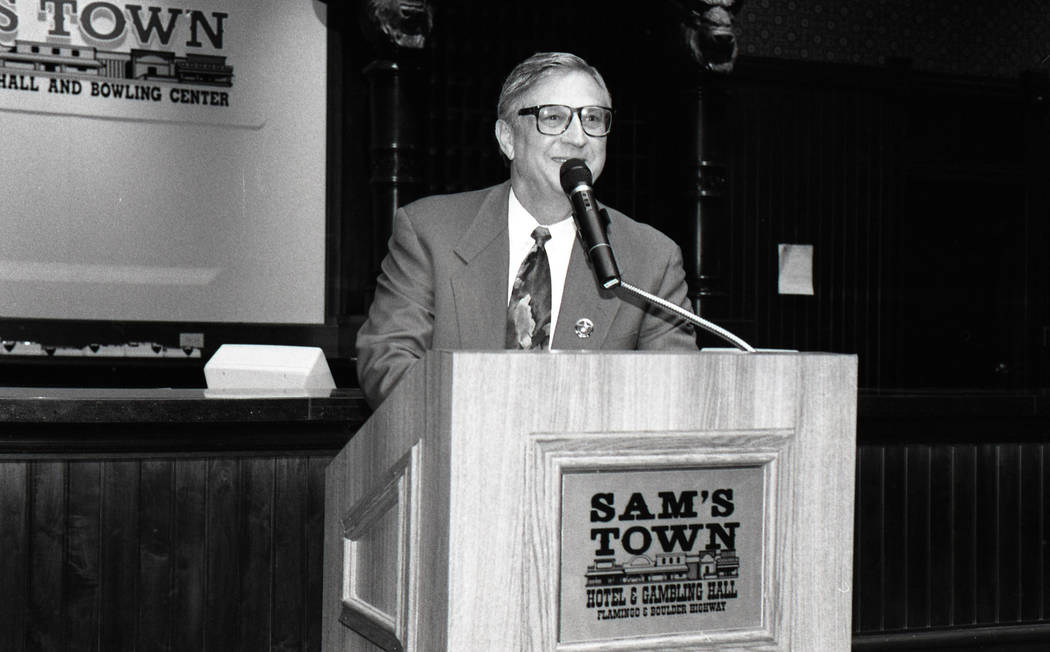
[562,113,589,145]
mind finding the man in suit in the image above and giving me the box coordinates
[356,52,697,408]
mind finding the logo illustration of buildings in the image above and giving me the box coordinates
[585,547,740,587]
[0,40,233,87]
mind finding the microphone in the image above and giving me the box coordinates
[559,158,621,289]
[557,159,756,352]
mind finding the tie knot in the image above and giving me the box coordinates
[531,226,551,247]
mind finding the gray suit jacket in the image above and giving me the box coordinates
[355,181,697,407]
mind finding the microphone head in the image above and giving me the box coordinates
[559,158,593,195]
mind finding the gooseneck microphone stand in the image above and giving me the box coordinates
[613,278,756,353]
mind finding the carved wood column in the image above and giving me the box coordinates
[359,0,433,273]
[667,0,742,317]
[685,80,730,313]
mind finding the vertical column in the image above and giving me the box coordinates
[666,0,743,319]
[359,1,434,269]
[685,80,730,313]
[363,60,427,255]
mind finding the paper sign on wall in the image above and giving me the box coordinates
[778,243,814,295]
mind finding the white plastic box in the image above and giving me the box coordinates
[204,344,335,390]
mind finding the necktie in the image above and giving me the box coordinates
[506,226,552,350]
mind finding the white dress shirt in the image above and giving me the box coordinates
[506,189,576,345]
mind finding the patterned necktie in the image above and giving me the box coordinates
[506,226,552,350]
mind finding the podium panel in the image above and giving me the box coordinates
[323,351,857,651]
[540,432,787,648]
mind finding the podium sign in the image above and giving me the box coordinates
[323,351,857,651]
[559,464,767,642]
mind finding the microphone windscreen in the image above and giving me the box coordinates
[559,158,593,194]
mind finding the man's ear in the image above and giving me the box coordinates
[494,119,515,161]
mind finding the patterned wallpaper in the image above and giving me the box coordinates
[739,0,1050,78]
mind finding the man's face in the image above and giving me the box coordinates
[497,70,611,210]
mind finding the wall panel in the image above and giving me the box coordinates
[854,441,1049,637]
[0,453,335,652]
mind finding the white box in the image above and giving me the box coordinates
[204,344,335,390]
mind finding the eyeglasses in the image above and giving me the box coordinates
[517,104,614,137]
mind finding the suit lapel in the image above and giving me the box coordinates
[450,183,511,349]
[552,235,620,350]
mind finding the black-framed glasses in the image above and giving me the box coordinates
[517,104,613,137]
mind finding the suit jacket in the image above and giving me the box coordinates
[355,181,697,407]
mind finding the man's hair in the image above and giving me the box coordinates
[496,52,611,122]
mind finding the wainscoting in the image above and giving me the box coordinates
[1,456,332,651]
[0,389,364,652]
[2,388,1047,650]
[853,393,1050,650]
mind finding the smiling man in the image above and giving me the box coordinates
[355,52,697,408]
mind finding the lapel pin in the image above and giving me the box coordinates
[574,318,594,338]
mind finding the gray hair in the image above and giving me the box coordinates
[496,52,611,121]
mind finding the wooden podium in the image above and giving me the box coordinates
[323,351,856,651]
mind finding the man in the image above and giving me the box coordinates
[356,52,696,408]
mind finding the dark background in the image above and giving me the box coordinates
[329,0,1050,394]
[3,2,1050,649]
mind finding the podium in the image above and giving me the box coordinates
[323,351,856,651]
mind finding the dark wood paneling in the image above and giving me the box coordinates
[66,461,101,652]
[28,461,66,651]
[1044,445,1050,622]
[0,452,338,652]
[140,459,175,652]
[882,444,908,629]
[855,445,885,631]
[173,459,207,652]
[1018,443,1045,622]
[206,458,241,648]
[0,463,27,652]
[101,460,139,651]
[904,445,931,629]
[854,440,1050,637]
[999,445,1022,622]
[273,457,308,652]
[306,457,328,651]
[855,393,1050,648]
[928,445,954,628]
[240,458,274,651]
[975,444,999,624]
[953,445,979,626]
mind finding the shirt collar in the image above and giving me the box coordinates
[508,188,575,240]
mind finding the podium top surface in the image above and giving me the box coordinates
[367,349,858,439]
